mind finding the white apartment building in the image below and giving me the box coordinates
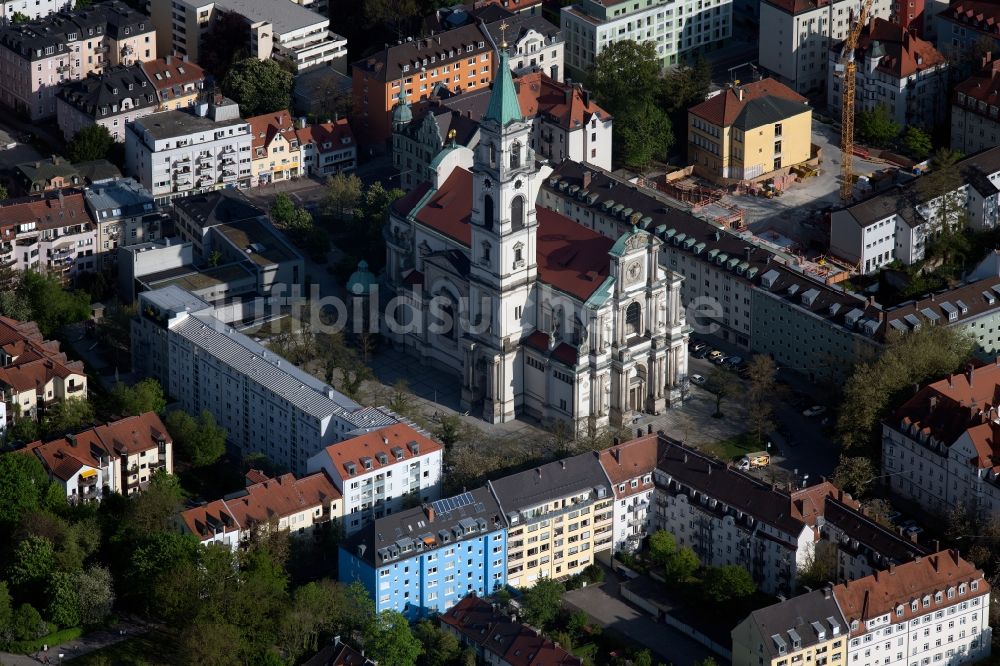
[124,98,253,203]
[84,177,166,269]
[759,0,892,95]
[481,14,564,81]
[306,423,444,535]
[131,286,402,475]
[835,552,991,666]
[0,0,71,22]
[562,0,732,79]
[598,433,658,553]
[952,57,1000,156]
[149,0,347,72]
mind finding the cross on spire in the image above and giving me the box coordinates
[499,20,509,49]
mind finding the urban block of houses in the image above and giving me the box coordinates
[0,0,71,23]
[935,0,1000,64]
[302,638,373,666]
[295,118,357,177]
[139,55,205,112]
[0,189,99,278]
[12,155,120,197]
[180,469,342,549]
[149,0,347,72]
[562,0,732,80]
[479,13,563,81]
[0,1,157,120]
[732,588,848,666]
[0,315,85,424]
[758,0,892,95]
[339,486,507,619]
[827,18,947,131]
[131,285,403,476]
[27,412,172,503]
[84,176,167,269]
[440,594,584,666]
[830,146,1000,273]
[247,110,302,186]
[306,423,444,535]
[687,78,814,184]
[56,64,159,142]
[598,435,658,553]
[951,54,1000,156]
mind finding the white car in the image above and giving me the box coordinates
[690,374,706,386]
[803,405,827,417]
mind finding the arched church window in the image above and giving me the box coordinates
[481,241,491,264]
[483,194,494,231]
[511,196,525,231]
[513,242,523,264]
[626,302,642,338]
[510,142,521,169]
[488,143,497,167]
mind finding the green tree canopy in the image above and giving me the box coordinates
[364,610,423,666]
[661,57,711,114]
[702,565,756,603]
[8,535,55,600]
[588,40,661,115]
[40,397,95,439]
[11,603,44,642]
[66,124,114,163]
[519,578,565,630]
[165,409,227,468]
[664,546,700,582]
[647,530,677,567]
[46,571,81,628]
[324,172,364,220]
[109,378,166,417]
[704,366,739,418]
[616,100,673,170]
[16,270,91,336]
[831,455,877,496]
[221,58,293,118]
[0,453,50,526]
[901,126,933,161]
[856,104,900,148]
[414,619,461,666]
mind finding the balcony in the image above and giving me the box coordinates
[175,156,191,166]
[220,171,237,182]
[197,153,212,163]
[56,64,70,74]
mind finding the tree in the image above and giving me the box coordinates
[798,540,838,590]
[198,11,249,80]
[10,10,29,22]
[831,455,876,496]
[11,603,44,642]
[221,58,293,118]
[66,124,114,163]
[916,148,970,267]
[747,355,777,445]
[901,126,933,161]
[616,101,673,171]
[76,565,114,626]
[165,409,227,468]
[324,172,363,220]
[704,366,738,418]
[433,414,465,449]
[863,498,894,528]
[270,193,297,226]
[46,571,81,628]
[663,546,700,582]
[0,453,49,525]
[183,622,242,666]
[520,578,565,630]
[661,58,711,114]
[0,184,8,201]
[40,398,94,439]
[647,530,677,567]
[587,40,661,116]
[702,565,756,603]
[837,325,974,451]
[121,470,185,539]
[8,536,55,600]
[109,378,166,416]
[856,104,900,148]
[363,0,420,40]
[364,610,423,666]
[0,581,12,639]
[16,270,91,336]
[414,619,461,666]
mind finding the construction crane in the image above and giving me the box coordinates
[838,0,875,202]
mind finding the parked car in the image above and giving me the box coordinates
[803,405,827,417]
[690,374,706,386]
[690,341,708,353]
[737,451,771,470]
[692,347,709,359]
[708,350,725,363]
[723,355,743,368]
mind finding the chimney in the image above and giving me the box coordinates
[929,395,938,411]
[425,504,435,522]
[823,587,832,599]
[636,428,642,438]
[966,363,975,387]
[683,453,688,463]
[647,423,653,434]
[612,447,620,463]
[165,54,172,65]
[582,170,592,189]
[949,375,955,390]
[934,539,940,552]
[889,563,895,573]
[564,86,572,105]
[560,459,566,470]
[613,436,620,446]
[737,86,744,102]
[536,467,542,478]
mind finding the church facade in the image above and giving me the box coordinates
[383,48,689,435]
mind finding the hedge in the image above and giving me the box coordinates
[5,626,83,654]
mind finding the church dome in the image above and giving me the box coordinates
[391,95,412,127]
[346,260,378,296]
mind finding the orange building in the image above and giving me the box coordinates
[352,23,495,145]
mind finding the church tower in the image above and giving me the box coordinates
[462,27,541,423]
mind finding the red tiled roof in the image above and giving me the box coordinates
[853,18,944,79]
[28,412,171,481]
[523,330,580,367]
[139,56,205,97]
[516,71,611,131]
[392,181,433,218]
[315,423,441,477]
[763,0,835,15]
[536,207,611,301]
[689,78,806,127]
[0,316,84,392]
[599,434,658,497]
[941,0,1000,34]
[246,110,298,152]
[0,190,91,232]
[954,56,1000,110]
[0,358,81,392]
[833,550,988,634]
[295,118,355,153]
[414,168,473,245]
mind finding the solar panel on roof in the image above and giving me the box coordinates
[992,285,1000,298]
[432,491,475,516]
[921,308,940,321]
[890,319,908,331]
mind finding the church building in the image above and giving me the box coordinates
[383,42,689,436]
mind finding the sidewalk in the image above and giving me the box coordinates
[0,620,149,666]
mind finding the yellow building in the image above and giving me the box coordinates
[488,454,614,588]
[688,78,813,184]
[732,589,848,666]
[140,56,206,111]
[247,110,302,186]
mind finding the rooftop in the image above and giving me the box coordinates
[311,423,441,478]
[0,189,91,231]
[200,0,331,35]
[139,56,205,98]
[130,106,247,141]
[488,450,610,517]
[842,18,945,79]
[689,78,809,128]
[353,23,490,83]
[598,434,659,497]
[744,589,846,659]
[214,218,300,268]
[173,189,264,229]
[84,177,155,216]
[57,64,157,117]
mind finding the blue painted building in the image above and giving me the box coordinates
[339,486,507,619]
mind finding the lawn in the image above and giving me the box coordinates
[71,628,183,666]
[701,432,761,463]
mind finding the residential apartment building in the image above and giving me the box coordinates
[139,55,205,111]
[835,551,991,666]
[83,177,166,269]
[562,0,733,80]
[27,412,172,503]
[247,110,302,186]
[149,0,346,72]
[131,286,401,475]
[883,363,1000,520]
[12,156,83,195]
[936,0,1000,64]
[306,423,443,535]
[441,595,584,666]
[180,470,342,549]
[539,160,882,382]
[732,589,848,666]
[830,147,1000,273]
[0,189,100,279]
[56,64,159,141]
[0,1,156,120]
[951,55,1000,155]
[598,434,658,553]
[340,487,507,619]
[0,315,85,421]
[758,0,892,95]
[352,24,495,145]
[488,453,613,588]
[295,118,357,177]
[0,0,71,23]
[480,13,563,81]
[688,78,814,184]
[124,97,253,203]
[827,18,947,130]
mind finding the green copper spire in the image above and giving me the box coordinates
[484,48,523,126]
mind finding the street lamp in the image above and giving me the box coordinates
[58,653,64,665]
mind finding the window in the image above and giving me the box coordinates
[483,194,494,230]
[510,142,521,169]
[511,196,525,230]
[626,302,641,337]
